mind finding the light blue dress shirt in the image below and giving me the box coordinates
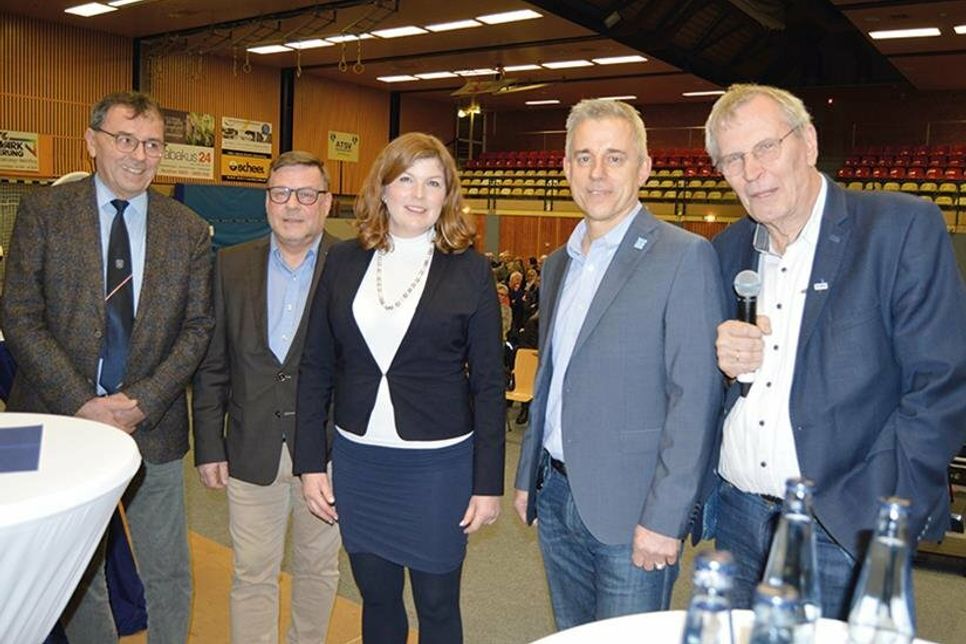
[95,175,147,311]
[266,234,321,363]
[542,206,640,461]
[94,176,147,394]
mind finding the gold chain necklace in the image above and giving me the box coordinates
[375,244,433,311]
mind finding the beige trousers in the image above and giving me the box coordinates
[227,448,341,643]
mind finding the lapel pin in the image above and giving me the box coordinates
[813,280,828,291]
[633,237,647,250]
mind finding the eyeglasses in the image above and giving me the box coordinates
[266,186,329,205]
[716,126,799,177]
[93,127,166,158]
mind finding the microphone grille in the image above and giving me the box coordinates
[734,269,761,298]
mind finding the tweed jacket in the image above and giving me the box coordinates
[1,177,214,463]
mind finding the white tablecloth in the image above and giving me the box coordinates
[532,609,935,643]
[0,413,141,643]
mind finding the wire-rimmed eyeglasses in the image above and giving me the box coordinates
[716,126,800,177]
[93,127,166,158]
[266,186,329,205]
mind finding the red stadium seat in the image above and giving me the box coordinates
[906,166,924,179]
[837,167,855,178]
[944,167,963,180]
[871,166,888,178]
[925,167,943,179]
[888,167,906,179]
[854,166,871,178]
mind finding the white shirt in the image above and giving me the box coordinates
[339,230,470,449]
[719,177,828,497]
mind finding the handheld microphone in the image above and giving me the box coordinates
[733,270,761,397]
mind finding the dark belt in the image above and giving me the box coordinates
[757,493,783,506]
[549,456,568,477]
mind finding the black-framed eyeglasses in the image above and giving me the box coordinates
[93,127,166,158]
[716,125,800,177]
[266,186,329,205]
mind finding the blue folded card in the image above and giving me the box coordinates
[0,424,43,472]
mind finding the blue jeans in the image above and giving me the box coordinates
[535,458,678,630]
[714,479,858,620]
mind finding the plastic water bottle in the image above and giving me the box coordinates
[680,550,736,644]
[762,478,821,641]
[749,583,799,644]
[847,497,915,644]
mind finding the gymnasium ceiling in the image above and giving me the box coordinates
[3,0,966,109]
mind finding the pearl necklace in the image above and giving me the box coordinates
[376,243,434,311]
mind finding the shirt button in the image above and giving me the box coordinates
[286,304,293,311]
[773,344,779,350]
[766,382,772,387]
[776,303,782,309]
[760,461,767,468]
[781,267,787,273]
[758,420,765,427]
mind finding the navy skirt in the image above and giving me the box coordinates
[332,432,473,574]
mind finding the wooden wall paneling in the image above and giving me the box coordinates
[144,52,279,186]
[292,74,390,197]
[682,220,727,240]
[472,213,487,253]
[0,13,130,178]
[399,95,456,145]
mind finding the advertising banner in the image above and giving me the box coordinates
[0,129,40,173]
[327,130,360,163]
[220,153,271,183]
[221,117,273,156]
[158,110,215,179]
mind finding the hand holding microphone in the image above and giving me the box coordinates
[715,270,769,394]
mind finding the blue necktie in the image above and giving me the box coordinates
[100,199,134,393]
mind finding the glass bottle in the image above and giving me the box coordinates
[762,477,821,641]
[680,550,736,644]
[749,583,799,644]
[847,497,916,644]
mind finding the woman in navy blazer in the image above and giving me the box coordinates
[294,133,505,643]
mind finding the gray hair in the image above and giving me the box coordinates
[90,91,162,130]
[704,83,812,162]
[566,98,648,162]
[270,150,331,190]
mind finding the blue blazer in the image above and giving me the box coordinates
[293,238,506,496]
[712,178,966,557]
[515,207,725,545]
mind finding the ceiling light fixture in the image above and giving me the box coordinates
[477,9,542,25]
[542,60,593,69]
[525,99,560,105]
[954,25,966,35]
[454,68,498,76]
[426,19,482,32]
[247,45,292,54]
[682,90,725,97]
[64,3,117,17]
[372,25,428,39]
[326,33,374,43]
[415,71,459,79]
[592,55,647,65]
[285,39,333,49]
[869,27,941,40]
[377,75,419,83]
[598,95,637,101]
[503,64,541,72]
[107,0,142,6]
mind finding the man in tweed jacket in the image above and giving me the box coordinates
[1,90,213,643]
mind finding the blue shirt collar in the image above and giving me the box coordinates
[93,174,148,216]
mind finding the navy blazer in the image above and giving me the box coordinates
[712,178,966,557]
[294,238,506,496]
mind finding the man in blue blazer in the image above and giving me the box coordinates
[513,99,724,630]
[705,84,966,619]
